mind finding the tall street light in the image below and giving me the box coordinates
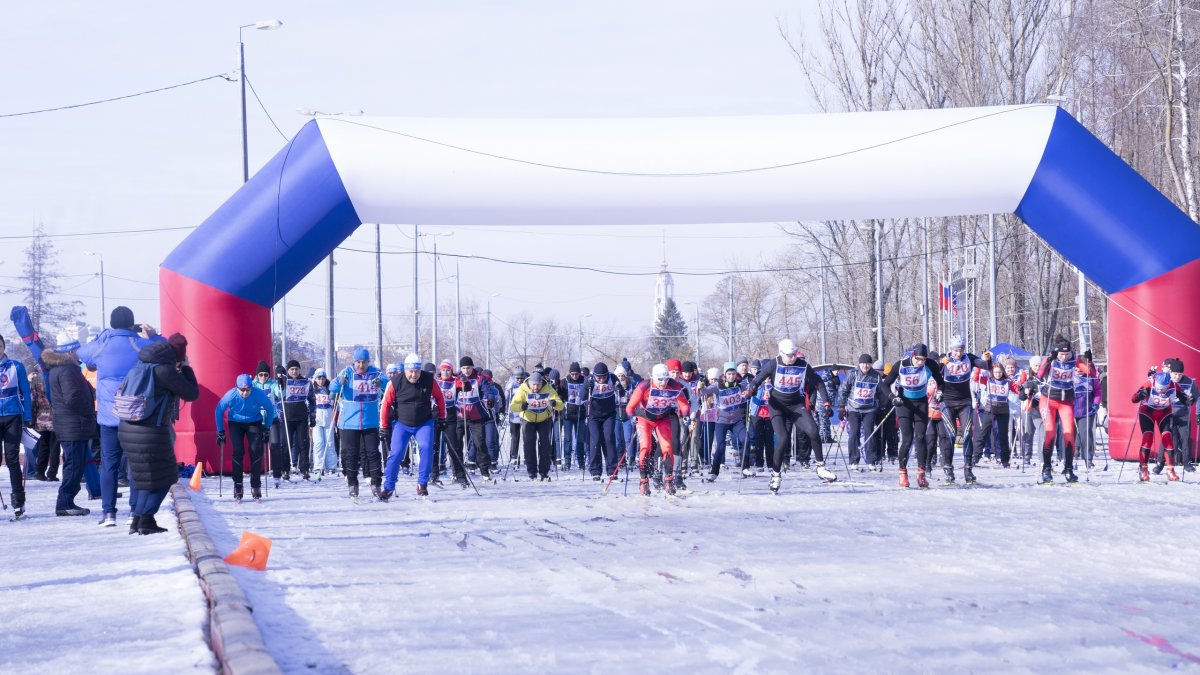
[486,293,500,369]
[239,19,283,184]
[83,250,105,329]
[578,313,592,364]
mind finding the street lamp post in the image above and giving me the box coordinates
[486,293,500,369]
[239,19,282,184]
[578,313,592,364]
[84,251,105,329]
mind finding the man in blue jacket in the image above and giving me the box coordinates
[215,374,276,502]
[331,348,385,499]
[75,306,161,525]
[0,335,33,519]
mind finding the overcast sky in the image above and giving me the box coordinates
[0,0,822,354]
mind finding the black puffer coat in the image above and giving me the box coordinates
[44,350,97,442]
[118,341,199,491]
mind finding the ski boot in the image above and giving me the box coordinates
[349,483,360,499]
[455,474,470,489]
[1063,467,1079,483]
[540,475,551,482]
[916,467,929,489]
[371,484,382,499]
[769,471,782,493]
[652,471,664,490]
[378,489,393,502]
[639,478,651,496]
[302,472,310,482]
[665,475,677,496]
[416,484,429,497]
[898,468,909,488]
[128,516,141,534]
[274,476,282,489]
[1186,462,1197,473]
[233,485,244,502]
[703,473,718,483]
[1040,467,1054,484]
[942,466,956,485]
[1139,463,1150,482]
[963,465,977,485]
[138,515,168,535]
[252,487,262,502]
[814,462,837,482]
[1152,462,1164,475]
[741,467,754,478]
[675,475,688,493]
[1167,466,1180,481]
[56,505,90,517]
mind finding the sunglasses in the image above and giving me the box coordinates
[237,387,252,393]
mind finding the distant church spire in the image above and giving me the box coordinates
[654,229,674,323]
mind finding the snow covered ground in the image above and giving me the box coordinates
[0,478,214,674]
[188,446,1200,674]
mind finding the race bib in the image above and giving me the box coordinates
[773,365,805,394]
[527,392,550,411]
[718,386,743,411]
[315,393,331,407]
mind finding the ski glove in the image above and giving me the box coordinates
[892,396,904,407]
[837,407,846,418]
[460,378,472,392]
[309,417,316,428]
[520,402,529,411]
[1018,392,1028,401]
[380,428,391,448]
[1083,349,1093,363]
[216,431,226,446]
[933,391,943,403]
[1134,388,1149,402]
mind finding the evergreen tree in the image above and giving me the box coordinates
[651,297,691,363]
[21,223,83,334]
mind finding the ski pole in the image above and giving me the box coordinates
[602,451,626,494]
[1116,411,1141,483]
[834,419,852,480]
[856,405,894,464]
[218,435,224,498]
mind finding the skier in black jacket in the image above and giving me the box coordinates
[747,339,837,492]
[279,359,316,480]
[837,354,884,470]
[881,343,946,489]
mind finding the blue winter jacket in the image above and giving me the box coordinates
[77,328,163,427]
[214,387,277,431]
[330,366,384,430]
[0,356,32,421]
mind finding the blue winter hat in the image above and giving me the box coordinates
[313,368,327,378]
[1154,371,1172,390]
[548,368,561,381]
[353,347,370,362]
[386,363,400,375]
[723,361,737,372]
[236,374,253,388]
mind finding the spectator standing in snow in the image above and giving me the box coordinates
[118,334,199,535]
[29,371,59,482]
[44,333,94,518]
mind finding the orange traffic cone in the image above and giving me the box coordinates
[188,462,204,491]
[224,531,272,570]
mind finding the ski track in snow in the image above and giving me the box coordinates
[184,460,1200,674]
[0,481,213,674]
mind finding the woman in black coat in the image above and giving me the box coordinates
[118,336,198,535]
[44,338,96,517]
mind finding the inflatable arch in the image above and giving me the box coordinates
[162,104,1200,467]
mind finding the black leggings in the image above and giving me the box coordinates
[894,398,930,469]
[228,421,264,488]
[845,410,878,465]
[0,415,24,503]
[340,428,381,486]
[974,410,1010,466]
[768,401,822,470]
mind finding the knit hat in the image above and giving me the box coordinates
[681,360,697,373]
[529,371,544,385]
[110,306,135,330]
[1168,358,1185,373]
[236,374,253,388]
[1154,371,1172,390]
[859,353,873,364]
[403,353,422,371]
[422,362,436,374]
[707,367,720,381]
[752,359,762,369]
[665,358,682,372]
[440,359,453,371]
[613,365,626,376]
[911,343,929,357]
[737,356,749,366]
[313,368,327,379]
[592,362,609,376]
[386,363,399,375]
[1053,338,1072,353]
[723,361,737,372]
[274,364,286,377]
[949,335,965,350]
[460,356,474,368]
[54,331,80,353]
[548,368,560,381]
[353,347,370,362]
[872,360,884,370]
[287,359,301,370]
[620,358,632,372]
[652,364,668,380]
[168,332,188,363]
[256,359,271,375]
[513,365,527,377]
[778,339,798,356]
[569,361,581,374]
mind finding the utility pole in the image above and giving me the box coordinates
[412,224,419,356]
[874,220,884,358]
[727,277,734,360]
[694,303,700,367]
[375,223,383,367]
[432,239,439,365]
[923,218,931,347]
[455,262,461,367]
[988,213,998,348]
[326,252,335,375]
[820,265,827,363]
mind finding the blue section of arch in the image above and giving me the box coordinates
[1014,107,1200,294]
[161,120,361,307]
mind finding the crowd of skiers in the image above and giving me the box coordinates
[204,331,1197,500]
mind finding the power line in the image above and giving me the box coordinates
[0,73,231,118]
[0,225,195,241]
[244,74,290,142]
